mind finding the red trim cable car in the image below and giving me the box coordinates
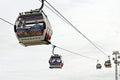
[14,1,52,46]
[96,60,102,69]
[49,46,64,69]
[14,10,52,46]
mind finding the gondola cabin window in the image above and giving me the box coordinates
[16,22,45,38]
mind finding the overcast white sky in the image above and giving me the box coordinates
[0,0,120,80]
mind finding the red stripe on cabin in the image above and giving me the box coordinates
[21,16,43,21]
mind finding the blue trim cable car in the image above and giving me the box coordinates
[96,60,102,69]
[104,56,111,68]
[14,0,52,46]
[49,45,64,69]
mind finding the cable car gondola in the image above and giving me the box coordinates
[104,56,111,68]
[49,54,63,69]
[96,60,102,69]
[49,45,64,69]
[104,60,111,68]
[14,0,52,46]
[96,63,102,69]
[14,9,52,46]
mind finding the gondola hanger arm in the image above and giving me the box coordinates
[39,0,45,10]
[52,45,56,55]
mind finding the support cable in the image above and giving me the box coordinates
[43,3,69,24]
[0,17,100,61]
[43,0,108,56]
[0,18,14,26]
[51,44,98,61]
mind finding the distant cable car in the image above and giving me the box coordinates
[104,56,111,68]
[49,54,63,68]
[104,60,111,68]
[49,45,64,69]
[14,0,52,46]
[96,60,102,69]
[96,63,102,69]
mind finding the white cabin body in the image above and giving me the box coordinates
[14,10,53,46]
